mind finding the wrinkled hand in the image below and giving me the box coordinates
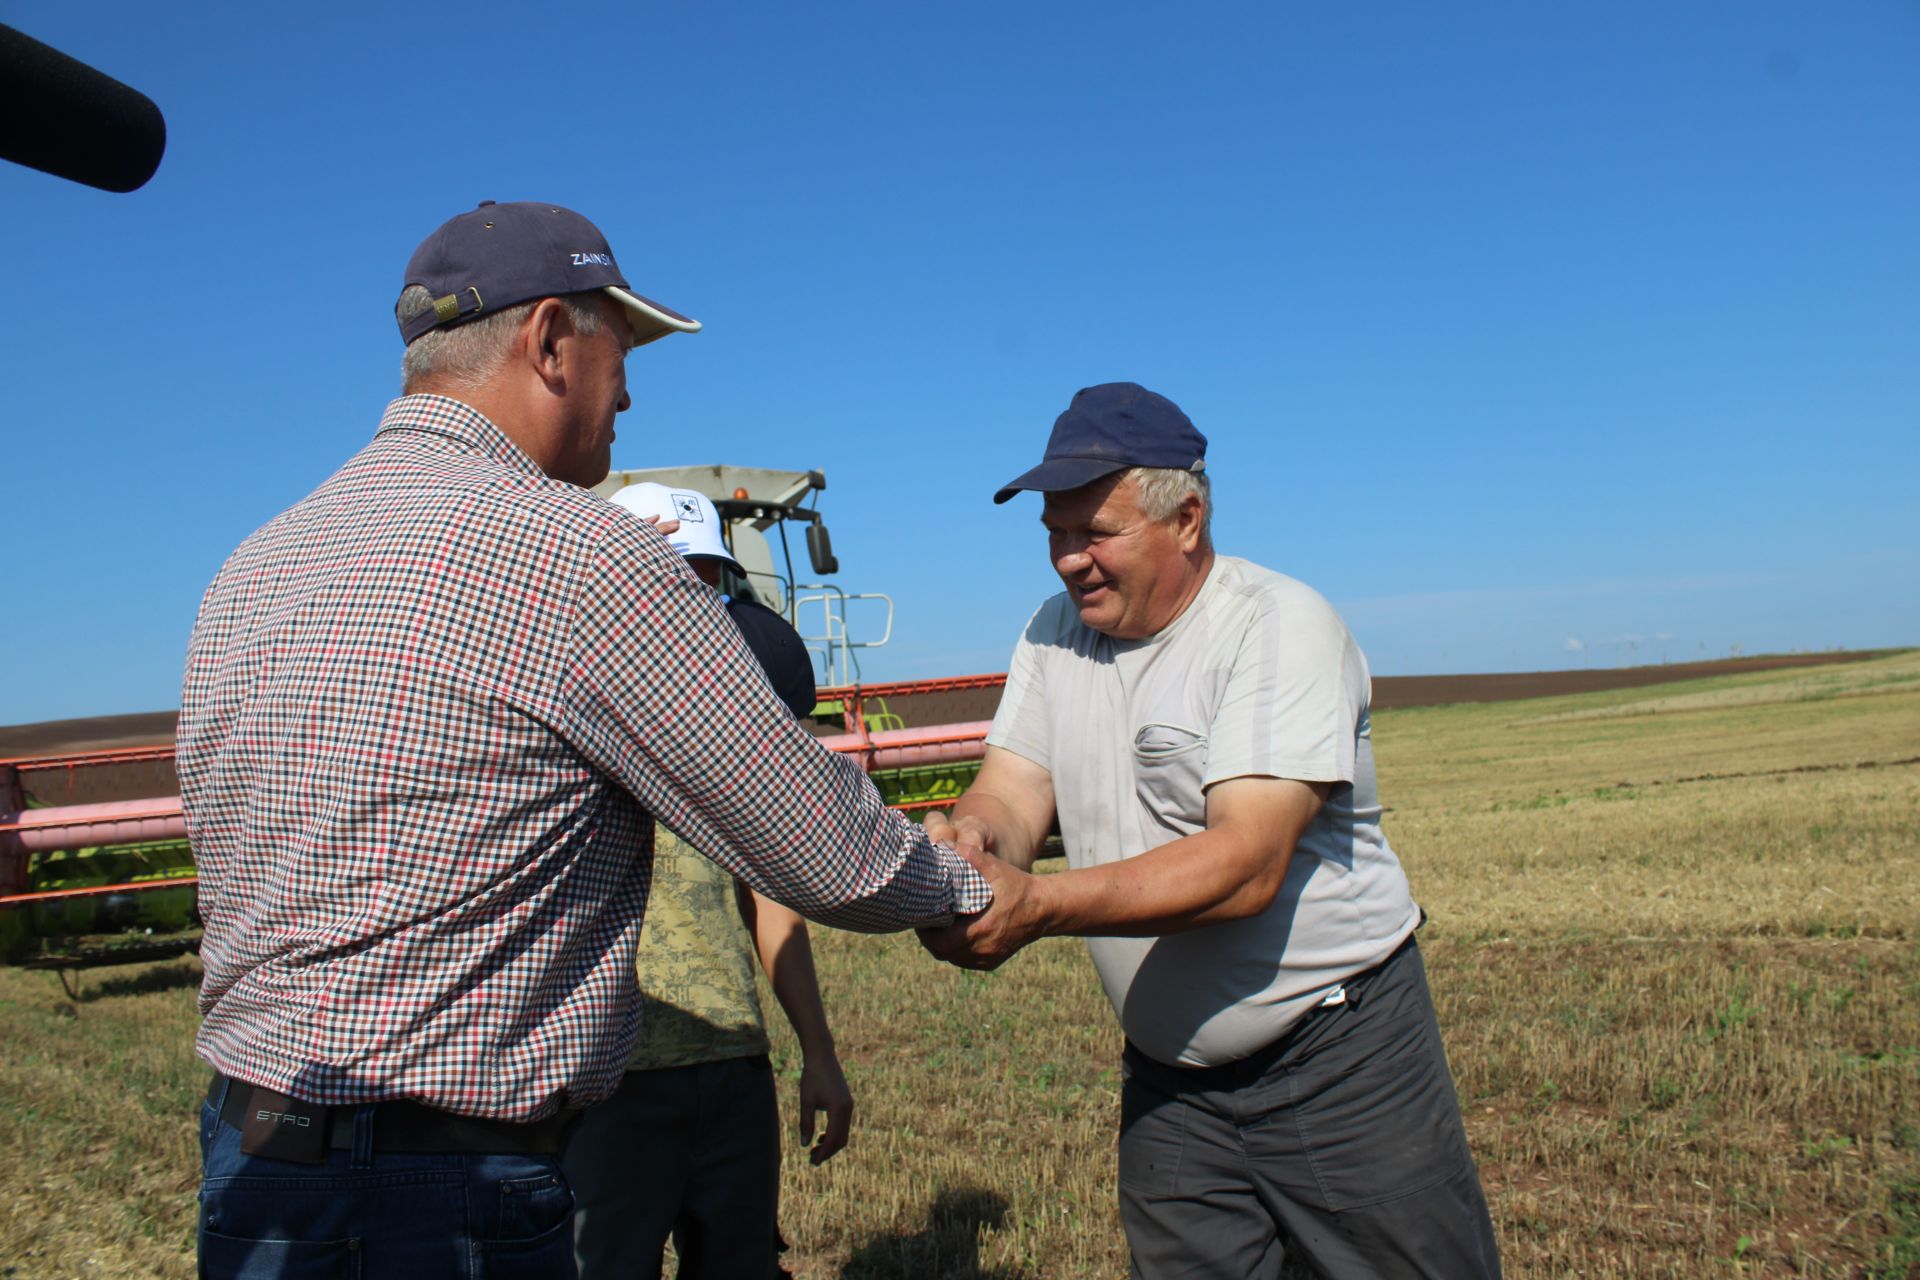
[916,845,1048,971]
[797,1052,853,1165]
[638,513,682,537]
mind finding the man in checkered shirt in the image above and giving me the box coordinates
[178,201,991,1278]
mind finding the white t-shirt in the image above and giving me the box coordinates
[985,555,1420,1067]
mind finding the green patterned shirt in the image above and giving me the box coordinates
[626,827,771,1070]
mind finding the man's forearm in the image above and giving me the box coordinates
[920,777,1326,970]
[746,889,837,1057]
[1031,825,1291,937]
[950,790,1046,871]
[801,815,992,931]
[935,746,1057,871]
[1030,777,1325,938]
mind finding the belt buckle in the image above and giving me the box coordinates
[237,1084,330,1164]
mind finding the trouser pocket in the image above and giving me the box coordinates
[200,1228,361,1279]
[495,1169,573,1239]
[474,1211,577,1279]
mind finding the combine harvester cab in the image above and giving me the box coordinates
[0,466,1010,972]
[594,465,1008,809]
[593,463,886,683]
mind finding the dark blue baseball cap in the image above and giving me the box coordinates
[400,201,701,348]
[993,382,1207,504]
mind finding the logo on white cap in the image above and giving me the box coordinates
[608,481,743,574]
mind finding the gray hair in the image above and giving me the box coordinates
[1128,466,1212,541]
[395,286,604,391]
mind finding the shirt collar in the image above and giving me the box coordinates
[375,394,547,481]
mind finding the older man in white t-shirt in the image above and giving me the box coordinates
[920,383,1501,1279]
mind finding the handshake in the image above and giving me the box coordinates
[916,809,1052,972]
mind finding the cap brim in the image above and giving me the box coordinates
[992,456,1132,504]
[606,285,702,347]
[685,551,748,578]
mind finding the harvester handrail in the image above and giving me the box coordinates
[792,582,895,686]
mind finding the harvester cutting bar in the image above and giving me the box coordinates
[818,673,1009,700]
[888,797,966,815]
[816,672,1008,736]
[2,744,182,809]
[0,744,178,772]
[0,798,187,856]
[0,875,198,908]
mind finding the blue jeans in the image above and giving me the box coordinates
[198,1085,577,1279]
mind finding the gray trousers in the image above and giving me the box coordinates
[563,1055,783,1280]
[1119,940,1502,1280]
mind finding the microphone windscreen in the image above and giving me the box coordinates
[0,23,165,193]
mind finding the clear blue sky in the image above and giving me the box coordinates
[4,1,1916,723]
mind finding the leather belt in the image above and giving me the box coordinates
[209,1073,574,1155]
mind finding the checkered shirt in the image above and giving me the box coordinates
[179,395,990,1121]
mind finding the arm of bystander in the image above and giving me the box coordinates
[736,882,853,1165]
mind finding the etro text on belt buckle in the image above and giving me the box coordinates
[239,1084,330,1164]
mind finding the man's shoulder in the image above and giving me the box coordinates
[1207,556,1345,629]
[1202,559,1368,702]
[344,431,640,545]
[206,423,645,604]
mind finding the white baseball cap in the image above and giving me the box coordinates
[608,482,746,576]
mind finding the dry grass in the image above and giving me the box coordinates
[0,962,202,1278]
[3,651,1917,1277]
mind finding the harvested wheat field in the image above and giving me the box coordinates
[2,650,1916,1277]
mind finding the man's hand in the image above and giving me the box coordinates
[797,1051,853,1166]
[921,809,995,859]
[916,845,1052,970]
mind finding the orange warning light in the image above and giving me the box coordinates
[733,487,749,500]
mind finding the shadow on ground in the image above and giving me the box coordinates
[839,1188,1025,1280]
[62,957,201,1003]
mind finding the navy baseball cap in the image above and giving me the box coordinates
[400,201,701,348]
[993,382,1207,504]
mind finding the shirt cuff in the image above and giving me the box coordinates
[941,847,994,915]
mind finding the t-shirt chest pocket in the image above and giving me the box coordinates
[1132,721,1210,835]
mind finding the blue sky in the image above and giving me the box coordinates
[4,1,1916,723]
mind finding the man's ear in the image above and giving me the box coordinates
[1174,491,1206,552]
[520,297,572,393]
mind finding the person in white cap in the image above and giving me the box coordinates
[564,482,850,1280]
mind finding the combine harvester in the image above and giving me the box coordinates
[0,467,1007,974]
